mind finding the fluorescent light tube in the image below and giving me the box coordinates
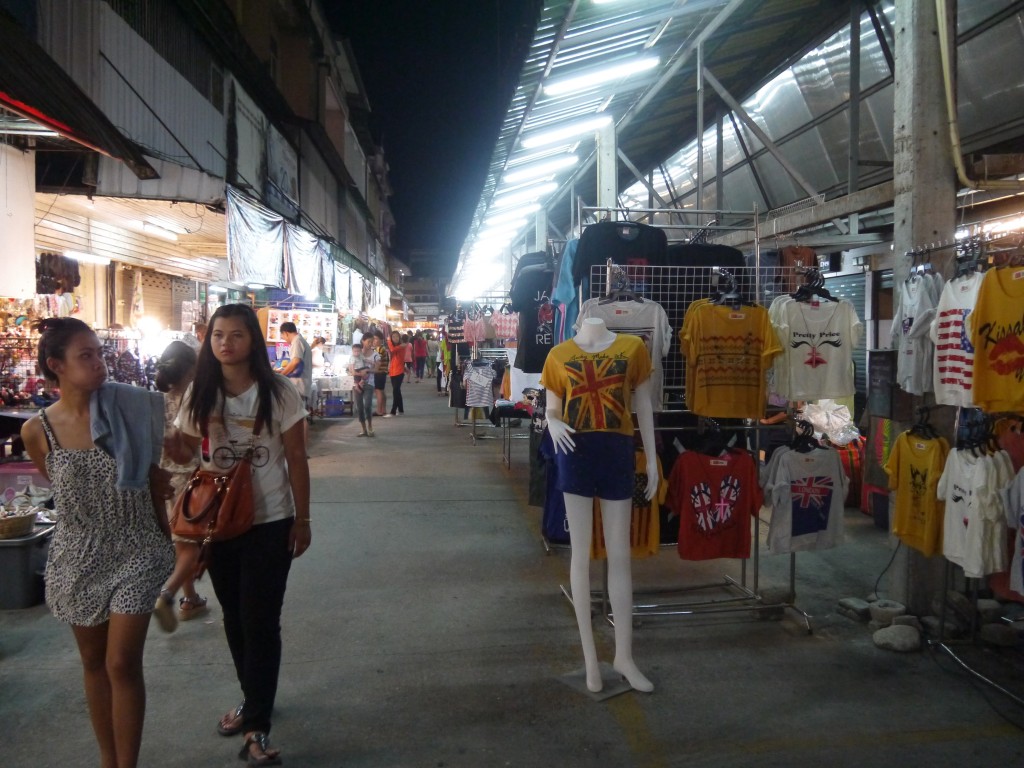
[503,154,579,185]
[142,222,178,241]
[481,203,541,227]
[544,57,660,96]
[480,218,527,236]
[64,250,111,266]
[521,115,613,149]
[491,181,558,208]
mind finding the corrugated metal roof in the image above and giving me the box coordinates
[454,0,857,290]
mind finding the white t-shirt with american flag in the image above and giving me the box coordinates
[929,271,982,407]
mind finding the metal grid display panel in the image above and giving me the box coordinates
[588,264,798,410]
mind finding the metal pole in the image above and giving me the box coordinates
[716,110,725,214]
[696,41,705,225]
[848,5,861,236]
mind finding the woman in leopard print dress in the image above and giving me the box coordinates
[21,318,174,768]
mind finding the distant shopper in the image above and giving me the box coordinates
[369,331,389,416]
[279,322,312,450]
[386,330,409,416]
[166,303,311,766]
[403,333,414,378]
[413,331,428,383]
[154,340,207,627]
[278,322,313,410]
[425,333,439,380]
[20,317,174,768]
[349,341,377,437]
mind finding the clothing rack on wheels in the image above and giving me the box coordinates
[567,205,814,633]
[466,347,507,444]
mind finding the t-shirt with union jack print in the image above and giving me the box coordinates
[665,449,761,561]
[764,447,849,554]
[540,334,651,437]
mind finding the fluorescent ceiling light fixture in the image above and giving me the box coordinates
[64,250,111,266]
[503,154,579,185]
[491,181,558,208]
[481,203,540,227]
[543,57,660,97]
[208,285,228,294]
[142,222,178,241]
[147,217,188,234]
[521,114,613,149]
[480,218,527,237]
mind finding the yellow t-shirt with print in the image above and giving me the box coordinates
[969,267,1024,413]
[680,302,781,419]
[884,432,949,557]
[541,334,652,436]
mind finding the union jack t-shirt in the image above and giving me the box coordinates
[541,334,652,437]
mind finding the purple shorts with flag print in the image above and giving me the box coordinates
[553,431,634,501]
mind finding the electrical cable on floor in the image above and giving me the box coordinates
[926,639,1024,732]
[873,540,901,598]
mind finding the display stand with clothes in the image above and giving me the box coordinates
[535,206,813,632]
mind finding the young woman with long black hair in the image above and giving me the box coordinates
[165,304,311,766]
[21,318,174,768]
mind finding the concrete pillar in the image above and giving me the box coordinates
[890,0,957,615]
[534,208,547,253]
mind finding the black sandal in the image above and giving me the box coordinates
[217,700,245,736]
[238,731,282,766]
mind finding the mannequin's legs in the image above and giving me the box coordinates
[563,493,602,692]
[601,500,653,693]
[564,494,652,693]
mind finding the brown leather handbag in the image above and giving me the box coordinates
[171,414,263,546]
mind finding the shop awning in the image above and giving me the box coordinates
[0,12,157,180]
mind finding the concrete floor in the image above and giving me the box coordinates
[2,378,1023,767]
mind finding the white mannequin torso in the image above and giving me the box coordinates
[573,317,617,352]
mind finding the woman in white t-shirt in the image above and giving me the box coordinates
[166,304,310,766]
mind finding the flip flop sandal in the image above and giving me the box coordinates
[238,731,282,766]
[217,701,245,737]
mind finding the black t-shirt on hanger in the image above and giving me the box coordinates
[510,263,555,373]
[572,221,668,285]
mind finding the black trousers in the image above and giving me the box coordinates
[208,518,293,735]
[390,373,405,414]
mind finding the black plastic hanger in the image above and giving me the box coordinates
[909,406,939,440]
[791,268,837,303]
[790,419,821,453]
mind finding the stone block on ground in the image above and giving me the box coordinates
[892,614,922,631]
[873,625,921,652]
[869,599,907,627]
[837,597,871,620]
[868,619,885,632]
